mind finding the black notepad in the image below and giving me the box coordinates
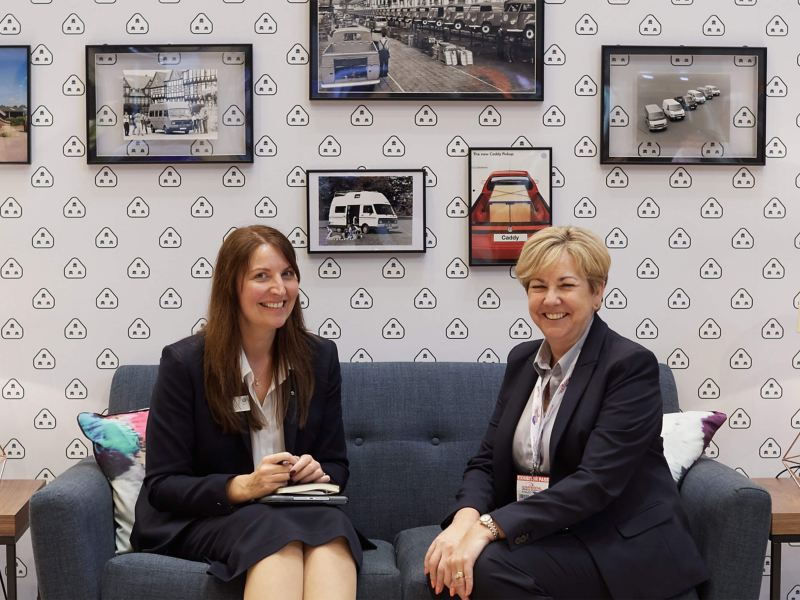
[258,494,348,505]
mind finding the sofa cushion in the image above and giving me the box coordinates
[662,411,726,483]
[394,525,439,600]
[102,540,398,600]
[77,409,148,554]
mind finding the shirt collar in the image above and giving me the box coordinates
[533,314,594,377]
[239,348,290,396]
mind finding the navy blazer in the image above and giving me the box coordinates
[131,333,348,554]
[447,316,708,599]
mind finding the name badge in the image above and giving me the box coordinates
[516,475,549,500]
[232,395,250,412]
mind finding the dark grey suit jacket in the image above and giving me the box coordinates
[447,316,708,598]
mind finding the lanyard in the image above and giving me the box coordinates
[529,358,578,473]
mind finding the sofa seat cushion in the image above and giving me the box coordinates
[102,539,398,600]
[394,525,439,600]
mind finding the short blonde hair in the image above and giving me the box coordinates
[515,226,610,293]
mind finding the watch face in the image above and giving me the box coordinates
[480,514,490,523]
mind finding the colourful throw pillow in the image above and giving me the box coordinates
[77,409,148,554]
[661,411,726,483]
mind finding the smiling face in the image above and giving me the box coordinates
[237,243,299,338]
[527,251,605,364]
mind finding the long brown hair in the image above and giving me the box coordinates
[202,225,313,433]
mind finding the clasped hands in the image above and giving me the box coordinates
[423,508,497,600]
[226,451,330,503]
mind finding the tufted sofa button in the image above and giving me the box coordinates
[354,437,364,446]
[431,437,440,445]
[514,534,529,545]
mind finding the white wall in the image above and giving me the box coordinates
[0,0,797,597]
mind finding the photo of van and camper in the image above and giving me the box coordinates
[121,69,219,140]
[306,170,426,253]
[0,46,29,164]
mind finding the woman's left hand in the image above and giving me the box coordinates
[290,453,331,484]
[446,523,495,600]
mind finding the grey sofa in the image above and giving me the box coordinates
[31,362,770,600]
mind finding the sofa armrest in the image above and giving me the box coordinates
[679,457,771,600]
[31,458,116,600]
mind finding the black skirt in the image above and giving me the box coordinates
[170,503,366,582]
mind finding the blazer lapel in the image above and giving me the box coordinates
[283,385,299,452]
[548,316,608,462]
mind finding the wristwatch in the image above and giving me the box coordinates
[479,513,499,540]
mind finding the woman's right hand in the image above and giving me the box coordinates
[423,508,480,595]
[225,451,296,503]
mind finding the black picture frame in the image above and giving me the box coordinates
[600,45,767,165]
[469,147,552,267]
[307,169,426,254]
[0,45,31,165]
[310,0,544,101]
[86,44,253,164]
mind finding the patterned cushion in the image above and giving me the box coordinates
[661,411,726,483]
[77,409,148,553]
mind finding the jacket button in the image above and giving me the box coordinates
[354,437,364,446]
[431,437,440,445]
[514,534,528,545]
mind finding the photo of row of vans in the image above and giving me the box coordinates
[644,84,721,131]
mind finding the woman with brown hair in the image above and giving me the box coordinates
[131,225,364,600]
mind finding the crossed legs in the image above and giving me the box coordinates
[244,537,356,600]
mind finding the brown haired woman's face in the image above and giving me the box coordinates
[237,243,299,335]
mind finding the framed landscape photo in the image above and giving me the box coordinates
[469,147,552,266]
[310,0,544,101]
[307,169,426,254]
[86,44,253,164]
[0,46,31,164]
[601,46,767,165]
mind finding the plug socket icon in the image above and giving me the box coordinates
[542,105,565,127]
[636,258,659,279]
[513,136,532,148]
[639,14,662,35]
[382,258,405,279]
[298,289,309,310]
[32,288,55,309]
[552,166,565,188]
[34,409,56,429]
[734,107,756,128]
[478,349,501,363]
[383,136,405,156]
[762,258,784,279]
[4,439,25,459]
[638,197,660,218]
[96,106,117,126]
[671,55,693,66]
[1,318,23,339]
[190,12,213,34]
[127,197,149,218]
[382,318,405,339]
[765,137,787,158]
[636,318,658,339]
[287,166,307,187]
[762,318,783,339]
[425,227,438,248]
[415,349,437,363]
[350,288,373,309]
[574,136,597,157]
[96,288,119,309]
[63,136,85,157]
[254,12,277,34]
[37,469,56,484]
[160,288,182,309]
[605,227,628,249]
[698,379,720,399]
[287,43,309,65]
[1,258,22,279]
[159,227,182,248]
[32,227,54,248]
[446,258,469,279]
[64,318,87,339]
[2,379,24,399]
[730,348,752,369]
[62,13,85,34]
[224,168,246,187]
[318,318,341,339]
[446,136,469,157]
[728,408,750,429]
[254,74,277,95]
[478,288,500,309]
[95,227,118,248]
[701,141,723,158]
[415,105,437,126]
[731,288,753,309]
[286,105,310,126]
[255,197,277,218]
[700,197,723,218]
[351,105,373,126]
[766,76,787,97]
[731,228,754,249]
[609,54,629,66]
[699,258,722,279]
[544,44,566,65]
[574,74,597,96]
[446,318,469,339]
[446,197,468,218]
[191,257,213,279]
[66,439,88,460]
[605,167,628,188]
[424,166,437,187]
[509,318,532,340]
[698,318,721,339]
[479,105,502,126]
[574,197,596,218]
[760,378,782,399]
[702,15,725,36]
[350,349,373,363]
[31,166,54,187]
[126,13,149,34]
[668,288,690,309]
[763,197,785,218]
[575,14,598,35]
[32,44,53,65]
[2,197,22,217]
[414,288,437,309]
[223,105,245,127]
[128,318,150,339]
[97,348,119,369]
[604,288,627,309]
[667,348,689,369]
[128,258,150,279]
[668,227,691,249]
[191,197,213,218]
[31,106,53,127]
[33,348,56,369]
[65,378,88,399]
[759,438,781,459]
[767,16,788,36]
[638,141,661,157]
[95,167,117,187]
[255,135,277,157]
[318,258,341,279]
[669,167,692,188]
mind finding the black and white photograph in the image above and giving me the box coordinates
[0,45,30,164]
[86,44,253,164]
[601,46,766,165]
[310,0,544,101]
[307,169,426,253]
[121,69,218,141]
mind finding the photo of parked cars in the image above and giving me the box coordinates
[311,0,544,100]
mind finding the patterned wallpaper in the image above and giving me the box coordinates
[0,0,797,597]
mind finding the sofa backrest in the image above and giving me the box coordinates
[109,362,679,541]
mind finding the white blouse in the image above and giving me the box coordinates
[239,349,287,464]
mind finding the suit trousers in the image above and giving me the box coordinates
[430,530,611,600]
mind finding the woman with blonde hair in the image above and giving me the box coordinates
[132,225,366,600]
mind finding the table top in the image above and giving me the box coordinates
[0,479,46,541]
[752,478,800,535]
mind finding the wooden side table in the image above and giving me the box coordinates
[0,480,45,600]
[751,478,800,600]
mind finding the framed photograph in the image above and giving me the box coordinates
[86,44,253,164]
[310,0,544,101]
[601,46,767,165]
[0,46,31,164]
[469,147,552,266]
[307,169,426,254]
